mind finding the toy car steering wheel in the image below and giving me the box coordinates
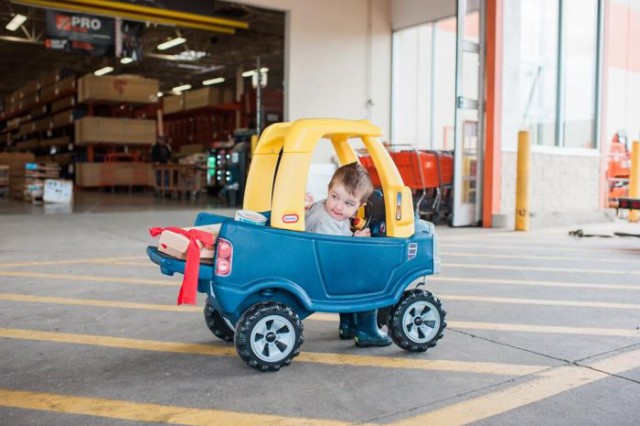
[350,201,372,233]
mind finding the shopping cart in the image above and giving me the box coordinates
[359,147,453,224]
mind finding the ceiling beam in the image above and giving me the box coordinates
[10,0,244,34]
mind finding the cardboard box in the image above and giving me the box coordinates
[162,93,184,114]
[40,70,63,88]
[75,162,153,187]
[75,116,156,145]
[78,74,159,104]
[51,96,76,113]
[52,110,74,128]
[157,224,221,262]
[184,87,227,110]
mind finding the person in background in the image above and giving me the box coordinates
[305,162,392,347]
[151,136,171,195]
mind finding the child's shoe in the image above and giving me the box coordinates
[338,313,356,339]
[354,310,392,347]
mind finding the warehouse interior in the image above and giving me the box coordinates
[0,0,285,210]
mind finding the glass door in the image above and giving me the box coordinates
[452,0,485,226]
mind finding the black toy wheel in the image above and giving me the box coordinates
[377,306,392,329]
[203,297,234,342]
[388,289,446,352]
[235,301,304,372]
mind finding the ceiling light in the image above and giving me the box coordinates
[172,84,192,93]
[242,67,269,77]
[203,77,225,86]
[120,57,134,64]
[157,37,186,51]
[6,14,27,31]
[94,66,114,76]
[157,92,164,98]
[173,50,207,61]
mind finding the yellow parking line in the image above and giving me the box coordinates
[441,251,640,264]
[440,294,640,310]
[431,276,640,291]
[0,328,546,376]
[0,256,147,268]
[0,294,199,312]
[450,321,640,337]
[3,292,639,321]
[444,262,640,275]
[393,347,640,425]
[310,314,640,337]
[0,271,173,286]
[0,388,348,426]
[440,242,628,255]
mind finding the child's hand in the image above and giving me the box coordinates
[304,193,314,210]
[353,228,371,237]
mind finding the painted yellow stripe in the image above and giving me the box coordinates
[450,321,640,337]
[311,314,640,337]
[5,292,639,317]
[0,294,200,313]
[3,268,635,294]
[431,275,640,291]
[0,271,173,286]
[0,256,147,268]
[0,328,546,376]
[441,251,640,264]
[441,294,640,310]
[444,262,640,275]
[0,388,347,426]
[440,242,629,255]
[393,347,640,426]
[0,293,640,336]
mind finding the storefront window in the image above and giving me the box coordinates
[563,0,598,148]
[519,0,559,147]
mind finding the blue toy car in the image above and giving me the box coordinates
[148,119,446,371]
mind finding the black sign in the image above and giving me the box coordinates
[45,10,115,56]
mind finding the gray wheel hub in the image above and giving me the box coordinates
[250,314,296,362]
[402,301,440,343]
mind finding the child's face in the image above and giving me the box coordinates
[325,183,362,222]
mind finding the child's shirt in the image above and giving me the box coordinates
[305,200,351,236]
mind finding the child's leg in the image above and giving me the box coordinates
[338,313,356,339]
[354,310,392,347]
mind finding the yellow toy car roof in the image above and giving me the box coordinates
[243,118,415,238]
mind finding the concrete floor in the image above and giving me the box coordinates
[1,190,640,425]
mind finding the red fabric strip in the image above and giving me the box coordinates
[149,227,215,305]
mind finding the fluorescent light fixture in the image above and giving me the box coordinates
[94,66,114,76]
[120,57,134,64]
[174,50,207,61]
[6,14,27,31]
[203,77,225,86]
[157,37,186,51]
[242,67,269,78]
[171,84,192,93]
[157,92,164,98]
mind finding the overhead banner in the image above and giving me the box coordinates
[45,10,115,56]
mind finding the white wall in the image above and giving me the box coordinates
[391,0,454,30]
[234,0,392,163]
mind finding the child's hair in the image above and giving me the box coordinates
[328,162,374,204]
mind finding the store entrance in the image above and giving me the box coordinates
[391,0,484,226]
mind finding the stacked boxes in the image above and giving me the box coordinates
[77,74,159,104]
[75,116,156,145]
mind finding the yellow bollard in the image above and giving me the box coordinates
[515,130,531,231]
[629,141,640,223]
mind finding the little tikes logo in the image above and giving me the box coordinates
[282,214,298,223]
[56,14,102,32]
